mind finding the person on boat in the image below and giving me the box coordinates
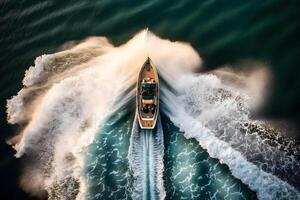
[150,104,156,113]
[142,104,156,114]
[143,105,149,113]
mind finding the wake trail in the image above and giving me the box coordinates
[128,113,166,200]
[7,29,299,199]
[161,80,300,200]
[6,29,201,198]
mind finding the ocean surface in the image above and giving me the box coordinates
[1,1,300,200]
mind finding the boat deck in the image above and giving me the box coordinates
[137,58,159,129]
[140,63,156,118]
[141,63,155,79]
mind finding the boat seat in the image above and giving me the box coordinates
[142,99,154,104]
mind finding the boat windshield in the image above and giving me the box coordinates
[142,83,156,99]
[141,83,156,90]
[142,93,154,99]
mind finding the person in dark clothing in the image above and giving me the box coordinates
[149,104,156,113]
[143,105,149,113]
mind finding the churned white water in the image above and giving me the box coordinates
[6,30,299,199]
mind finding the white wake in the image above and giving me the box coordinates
[160,73,300,200]
[6,29,299,199]
[128,114,166,200]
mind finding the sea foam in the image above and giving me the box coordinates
[6,30,299,199]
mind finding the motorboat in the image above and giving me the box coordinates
[136,57,159,129]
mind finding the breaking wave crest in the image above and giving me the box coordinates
[6,30,299,199]
[160,73,300,199]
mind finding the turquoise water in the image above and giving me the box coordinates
[85,107,257,200]
[86,110,132,199]
[1,1,300,200]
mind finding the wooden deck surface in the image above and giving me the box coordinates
[137,60,159,128]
